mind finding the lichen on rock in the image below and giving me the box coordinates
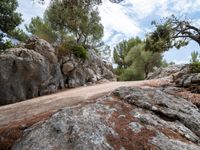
[12,87,200,150]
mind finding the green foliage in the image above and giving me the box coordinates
[118,67,144,81]
[71,45,88,60]
[56,41,88,60]
[0,0,22,33]
[113,40,129,68]
[0,40,14,53]
[145,15,200,53]
[145,22,174,52]
[190,51,200,73]
[8,28,28,42]
[168,61,176,65]
[56,42,71,57]
[161,59,176,68]
[45,0,104,46]
[55,35,77,57]
[113,37,142,69]
[26,17,58,43]
[0,0,22,51]
[161,59,169,68]
[125,44,162,78]
[36,0,102,5]
[145,24,175,52]
[114,37,163,81]
[190,51,199,63]
[127,37,142,50]
[190,62,200,73]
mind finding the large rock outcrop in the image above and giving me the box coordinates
[147,64,200,93]
[13,87,200,150]
[0,38,63,105]
[60,49,114,88]
[0,37,114,105]
[175,73,200,92]
[147,64,190,80]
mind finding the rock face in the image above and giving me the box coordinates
[147,64,190,80]
[147,64,200,93]
[175,73,200,93]
[13,87,200,150]
[0,36,114,105]
[60,49,114,88]
[0,37,64,105]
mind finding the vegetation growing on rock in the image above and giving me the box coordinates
[26,16,58,43]
[25,0,104,59]
[190,51,200,73]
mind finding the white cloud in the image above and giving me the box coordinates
[17,0,50,29]
[169,0,200,14]
[123,0,158,19]
[192,19,200,27]
[18,0,200,44]
[17,0,200,64]
[99,0,141,44]
[121,0,200,19]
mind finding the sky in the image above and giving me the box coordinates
[17,0,200,64]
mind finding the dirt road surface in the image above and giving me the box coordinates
[0,80,168,128]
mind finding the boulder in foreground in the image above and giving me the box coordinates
[13,87,200,150]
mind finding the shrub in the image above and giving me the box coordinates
[56,42,89,60]
[56,42,71,57]
[71,45,88,60]
[190,62,200,73]
[118,68,144,81]
[0,40,14,53]
[114,68,124,76]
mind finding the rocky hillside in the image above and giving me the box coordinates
[10,86,200,150]
[1,63,200,149]
[0,36,114,105]
[1,40,200,149]
[147,64,200,94]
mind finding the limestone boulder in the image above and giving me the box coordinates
[0,37,64,105]
[61,49,115,88]
[13,87,200,150]
[147,64,190,80]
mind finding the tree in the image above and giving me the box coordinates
[36,0,117,5]
[190,51,199,63]
[113,40,129,69]
[114,37,162,80]
[0,40,13,52]
[161,59,169,68]
[26,17,58,43]
[113,37,142,68]
[0,0,22,50]
[145,15,200,53]
[8,28,28,42]
[161,59,175,67]
[45,0,103,46]
[125,44,162,78]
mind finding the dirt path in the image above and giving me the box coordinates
[0,80,167,128]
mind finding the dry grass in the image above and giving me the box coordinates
[103,97,157,150]
[176,91,200,107]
